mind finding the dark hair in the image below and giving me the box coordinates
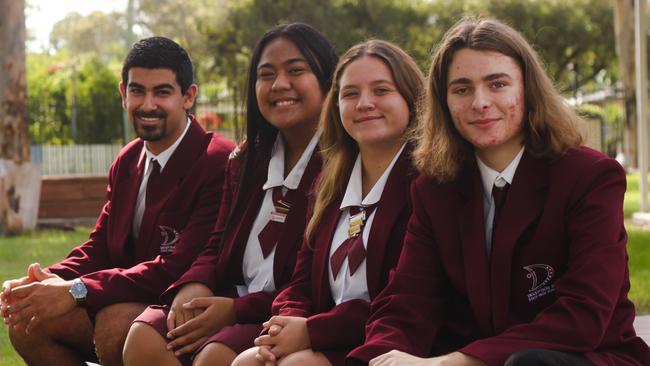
[121,36,194,94]
[222,23,336,247]
[239,22,337,191]
[243,22,338,149]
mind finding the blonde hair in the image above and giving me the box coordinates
[413,17,583,182]
[305,39,424,243]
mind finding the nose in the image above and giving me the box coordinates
[356,90,375,111]
[141,92,157,112]
[271,72,291,91]
[471,88,491,111]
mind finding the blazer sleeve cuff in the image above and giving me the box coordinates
[161,275,214,304]
[232,291,275,324]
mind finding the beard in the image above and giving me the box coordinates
[132,109,168,141]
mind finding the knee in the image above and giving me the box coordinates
[8,325,37,351]
[278,350,329,366]
[278,352,308,366]
[8,321,49,351]
[95,303,147,365]
[193,342,237,366]
[123,322,161,365]
[231,347,263,366]
[504,349,545,366]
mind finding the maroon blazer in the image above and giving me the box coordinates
[47,118,235,312]
[165,142,322,324]
[348,147,650,366]
[272,150,416,352]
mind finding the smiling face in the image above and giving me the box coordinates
[446,49,526,165]
[337,56,409,151]
[255,37,324,136]
[120,67,197,154]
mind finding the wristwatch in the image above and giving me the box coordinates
[68,278,88,306]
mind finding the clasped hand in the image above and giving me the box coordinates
[253,315,311,364]
[165,295,235,356]
[0,263,75,334]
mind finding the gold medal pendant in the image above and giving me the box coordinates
[348,209,366,238]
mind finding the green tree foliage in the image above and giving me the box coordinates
[28,54,123,144]
[482,0,616,93]
[74,57,124,143]
[49,11,126,63]
[135,0,230,87]
[28,53,73,145]
[199,0,616,99]
[29,0,618,144]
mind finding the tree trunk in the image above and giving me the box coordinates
[614,0,637,168]
[0,0,40,233]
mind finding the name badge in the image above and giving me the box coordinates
[270,211,287,223]
[269,199,291,223]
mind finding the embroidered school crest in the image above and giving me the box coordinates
[159,225,179,253]
[523,264,555,302]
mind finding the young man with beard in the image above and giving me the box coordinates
[0,37,235,366]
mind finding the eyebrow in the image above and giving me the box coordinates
[340,79,395,90]
[257,57,308,70]
[128,82,176,91]
[448,72,513,87]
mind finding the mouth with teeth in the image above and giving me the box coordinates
[134,111,167,126]
[273,99,299,107]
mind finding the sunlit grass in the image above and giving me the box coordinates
[0,227,91,366]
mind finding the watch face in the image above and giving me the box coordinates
[71,279,87,299]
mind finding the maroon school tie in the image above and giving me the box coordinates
[257,187,288,258]
[146,159,161,206]
[330,204,378,280]
[490,183,510,254]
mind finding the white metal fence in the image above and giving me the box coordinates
[31,144,123,176]
[31,128,239,176]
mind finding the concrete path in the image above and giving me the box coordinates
[635,314,650,344]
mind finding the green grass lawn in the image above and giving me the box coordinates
[0,227,91,365]
[1,174,650,364]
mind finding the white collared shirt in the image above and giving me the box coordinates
[476,146,525,252]
[132,117,191,238]
[328,144,405,305]
[237,130,322,296]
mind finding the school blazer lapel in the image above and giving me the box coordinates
[457,162,493,335]
[273,152,322,285]
[109,143,145,259]
[222,161,267,283]
[365,152,411,297]
[490,151,548,333]
[312,201,342,310]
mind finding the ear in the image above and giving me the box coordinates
[183,84,198,110]
[119,82,127,109]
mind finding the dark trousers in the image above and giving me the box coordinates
[504,349,594,366]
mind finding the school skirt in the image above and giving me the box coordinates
[134,305,263,366]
